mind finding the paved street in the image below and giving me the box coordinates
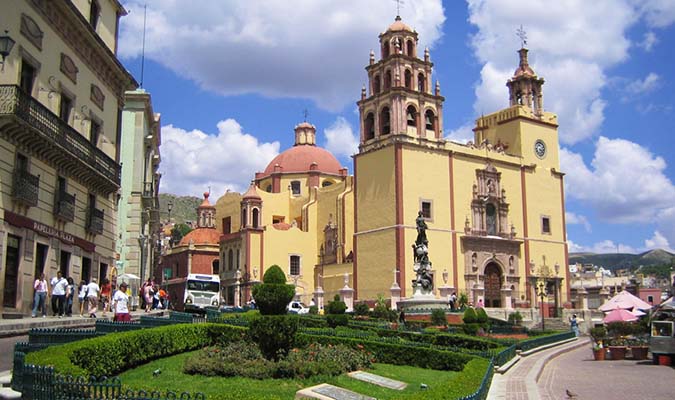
[538,343,675,400]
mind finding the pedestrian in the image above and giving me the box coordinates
[100,278,111,316]
[570,314,579,337]
[50,271,68,317]
[31,272,48,318]
[86,278,100,318]
[144,281,154,312]
[398,309,406,327]
[477,298,484,309]
[449,292,457,311]
[77,280,87,317]
[65,277,75,317]
[113,282,131,322]
[152,284,160,310]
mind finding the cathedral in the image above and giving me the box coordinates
[210,17,569,314]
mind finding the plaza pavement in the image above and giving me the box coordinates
[489,336,675,400]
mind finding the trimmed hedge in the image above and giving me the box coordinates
[372,328,501,350]
[25,323,246,377]
[296,333,474,371]
[401,358,491,400]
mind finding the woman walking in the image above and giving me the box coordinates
[100,278,111,316]
[113,282,131,322]
[78,280,87,317]
[31,273,48,318]
[65,277,75,317]
[86,278,100,318]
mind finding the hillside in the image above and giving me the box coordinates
[569,249,675,270]
[158,193,201,225]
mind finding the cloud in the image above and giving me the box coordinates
[637,31,658,51]
[568,239,636,254]
[159,119,279,198]
[566,212,592,233]
[644,231,672,251]
[626,72,661,95]
[561,137,675,224]
[323,117,358,158]
[640,0,675,28]
[119,0,445,111]
[445,122,475,144]
[466,0,640,144]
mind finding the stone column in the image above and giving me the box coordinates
[501,287,513,309]
[578,287,589,310]
[390,282,401,311]
[313,286,325,311]
[340,273,354,312]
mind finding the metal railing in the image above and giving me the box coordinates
[86,207,104,234]
[28,328,101,345]
[142,181,155,198]
[492,344,517,366]
[54,190,76,221]
[459,359,494,400]
[518,330,576,352]
[12,168,39,207]
[0,85,120,185]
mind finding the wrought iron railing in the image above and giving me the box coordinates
[0,85,120,185]
[459,359,494,400]
[518,330,576,352]
[12,168,39,207]
[142,181,155,198]
[86,207,104,234]
[54,190,75,222]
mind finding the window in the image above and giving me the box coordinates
[406,40,414,56]
[60,250,71,277]
[486,204,497,235]
[290,255,300,276]
[322,180,333,187]
[541,216,551,234]
[222,216,231,234]
[421,201,432,219]
[406,105,417,127]
[252,208,260,228]
[19,60,37,95]
[16,153,28,172]
[382,42,390,58]
[228,249,234,271]
[266,184,272,192]
[236,249,240,270]
[212,259,220,275]
[364,113,375,140]
[59,93,73,124]
[90,119,101,146]
[373,76,381,94]
[418,73,426,92]
[648,295,654,304]
[384,70,392,90]
[404,70,412,89]
[89,0,100,30]
[82,257,91,282]
[291,181,301,196]
[241,208,247,227]
[272,216,285,224]
[57,176,66,193]
[163,267,172,280]
[380,107,391,135]
[99,262,108,283]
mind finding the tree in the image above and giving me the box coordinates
[170,223,192,245]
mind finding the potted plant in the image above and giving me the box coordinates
[590,326,607,361]
[627,337,649,360]
[608,337,628,360]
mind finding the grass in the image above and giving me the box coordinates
[119,350,489,400]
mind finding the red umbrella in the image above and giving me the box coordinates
[602,307,638,323]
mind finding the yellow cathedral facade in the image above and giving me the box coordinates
[213,17,570,314]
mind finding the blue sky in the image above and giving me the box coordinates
[117,0,675,255]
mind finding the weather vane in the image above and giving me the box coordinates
[393,0,404,17]
[303,108,309,122]
[516,25,528,48]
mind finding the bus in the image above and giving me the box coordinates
[166,274,220,313]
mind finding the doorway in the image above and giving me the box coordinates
[484,262,503,307]
[3,235,21,308]
[34,243,48,278]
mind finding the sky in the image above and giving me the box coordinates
[117,0,675,256]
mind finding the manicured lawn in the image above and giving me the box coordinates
[119,350,489,399]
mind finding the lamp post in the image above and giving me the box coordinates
[537,280,547,331]
[0,30,16,71]
[167,200,173,223]
[138,234,147,282]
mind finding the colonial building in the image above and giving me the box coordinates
[116,89,161,284]
[0,0,136,317]
[213,17,570,313]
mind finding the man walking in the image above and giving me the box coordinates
[50,271,68,317]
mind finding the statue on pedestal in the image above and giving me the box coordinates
[412,211,433,293]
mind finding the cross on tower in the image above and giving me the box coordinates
[303,109,309,122]
[516,25,528,48]
[393,0,404,17]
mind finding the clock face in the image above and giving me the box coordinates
[534,140,546,159]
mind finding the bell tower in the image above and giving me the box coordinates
[357,16,444,150]
[506,46,545,117]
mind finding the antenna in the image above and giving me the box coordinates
[140,4,147,87]
[516,25,528,48]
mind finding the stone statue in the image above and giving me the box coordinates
[415,211,428,246]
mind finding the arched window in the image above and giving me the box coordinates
[252,208,260,228]
[364,113,375,140]
[486,203,497,236]
[418,72,426,92]
[382,42,390,58]
[425,110,435,131]
[384,70,392,90]
[373,75,381,94]
[406,40,414,57]
[228,249,234,271]
[212,259,220,275]
[291,180,301,195]
[404,70,412,89]
[380,107,391,135]
[406,105,417,127]
[236,249,240,270]
[241,208,247,228]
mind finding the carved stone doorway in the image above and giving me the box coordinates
[484,262,502,307]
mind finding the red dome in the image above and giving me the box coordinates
[262,145,342,176]
[178,228,221,246]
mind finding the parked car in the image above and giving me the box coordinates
[288,301,309,314]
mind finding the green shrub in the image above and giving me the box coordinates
[353,302,370,316]
[431,308,447,326]
[326,314,350,328]
[461,323,480,336]
[463,307,478,324]
[507,311,523,325]
[248,315,298,361]
[590,326,607,343]
[325,294,347,315]
[308,305,318,315]
[25,324,245,377]
[476,308,488,324]
[458,292,469,309]
[251,265,295,316]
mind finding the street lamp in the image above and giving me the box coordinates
[138,234,147,282]
[0,30,16,71]
[537,280,547,331]
[167,200,173,223]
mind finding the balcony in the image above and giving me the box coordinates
[141,181,155,208]
[86,207,104,235]
[53,191,75,222]
[0,85,120,194]
[12,168,39,207]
